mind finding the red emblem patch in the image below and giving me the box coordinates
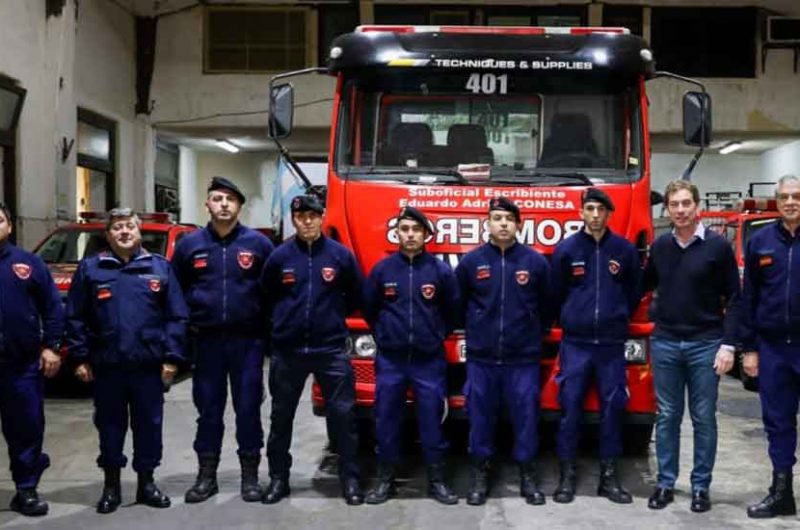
[193,256,208,269]
[572,265,586,277]
[12,263,31,280]
[515,270,530,285]
[608,259,621,275]
[759,255,774,267]
[97,288,112,300]
[321,267,336,282]
[149,278,161,293]
[421,284,436,299]
[476,266,491,280]
[383,284,397,298]
[238,250,254,270]
[281,270,296,285]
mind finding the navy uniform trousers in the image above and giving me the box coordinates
[94,364,164,471]
[374,354,448,465]
[267,351,359,481]
[758,339,800,473]
[0,361,50,488]
[192,332,265,458]
[556,341,628,460]
[465,360,540,463]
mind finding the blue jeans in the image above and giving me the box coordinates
[651,337,720,492]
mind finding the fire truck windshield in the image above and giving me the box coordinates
[35,228,168,264]
[335,73,643,185]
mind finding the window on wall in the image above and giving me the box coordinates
[77,108,116,214]
[603,5,643,36]
[374,6,476,26]
[205,6,310,73]
[484,6,586,27]
[651,7,757,78]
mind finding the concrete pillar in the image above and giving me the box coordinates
[178,145,198,225]
[134,117,156,212]
[359,0,374,25]
[588,2,603,27]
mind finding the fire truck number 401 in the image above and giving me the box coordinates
[466,73,508,95]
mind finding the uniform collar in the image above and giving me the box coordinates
[293,234,326,254]
[395,249,428,264]
[206,222,242,243]
[776,221,800,242]
[578,227,612,245]
[487,239,518,255]
[0,241,12,258]
[98,247,150,267]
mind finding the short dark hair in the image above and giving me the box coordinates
[0,202,13,225]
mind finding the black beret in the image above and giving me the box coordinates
[397,206,435,234]
[291,194,324,215]
[488,196,521,223]
[208,176,246,204]
[582,187,615,211]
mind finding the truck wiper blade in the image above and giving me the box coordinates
[349,167,468,183]
[490,171,594,186]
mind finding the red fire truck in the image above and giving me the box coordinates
[268,25,712,453]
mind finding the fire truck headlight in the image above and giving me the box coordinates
[347,334,377,358]
[624,339,647,364]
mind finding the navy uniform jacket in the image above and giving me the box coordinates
[363,251,460,357]
[171,223,273,335]
[261,235,362,356]
[550,229,642,345]
[741,222,800,349]
[0,243,64,363]
[65,249,188,366]
[455,242,553,364]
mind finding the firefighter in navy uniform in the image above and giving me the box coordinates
[550,188,641,504]
[455,197,554,506]
[171,177,274,503]
[742,175,800,519]
[260,194,364,505]
[0,203,64,517]
[362,207,460,505]
[66,208,188,514]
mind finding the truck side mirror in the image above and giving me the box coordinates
[683,91,712,147]
[269,83,294,139]
[650,190,664,206]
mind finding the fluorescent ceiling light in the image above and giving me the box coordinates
[216,139,240,153]
[719,141,743,155]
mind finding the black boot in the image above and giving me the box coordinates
[553,460,577,504]
[466,459,490,506]
[9,488,48,517]
[520,461,545,505]
[427,462,458,505]
[240,454,262,502]
[261,476,291,504]
[597,459,632,504]
[365,464,396,505]
[136,470,171,508]
[185,455,219,504]
[96,468,122,514]
[748,471,797,518]
[342,477,364,506]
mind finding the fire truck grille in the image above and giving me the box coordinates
[352,361,375,384]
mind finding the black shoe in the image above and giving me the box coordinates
[239,454,262,503]
[427,462,458,505]
[466,459,490,506]
[261,477,291,504]
[9,488,48,517]
[553,460,577,504]
[690,490,711,513]
[136,471,171,508]
[519,461,545,506]
[597,460,632,504]
[365,464,396,505]
[185,455,219,504]
[342,478,364,506]
[648,487,674,510]
[96,468,122,514]
[748,471,797,518]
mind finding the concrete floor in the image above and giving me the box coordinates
[0,371,796,530]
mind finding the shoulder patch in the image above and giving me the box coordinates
[12,263,32,280]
